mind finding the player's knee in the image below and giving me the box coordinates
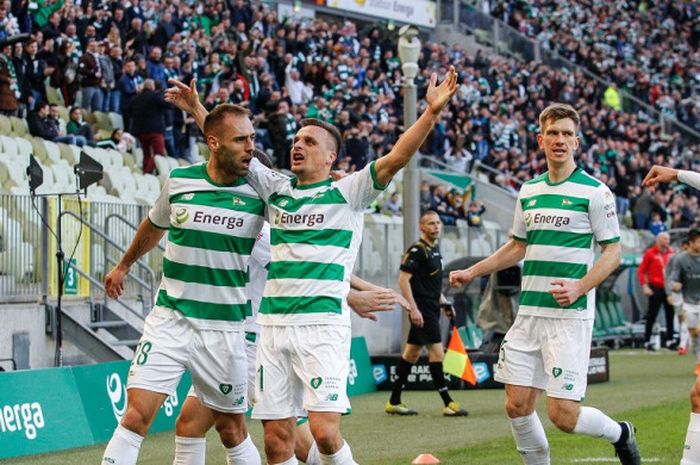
[264,425,294,458]
[691,382,700,413]
[120,406,152,436]
[547,409,576,433]
[214,416,247,447]
[311,425,342,454]
[175,415,206,437]
[504,398,533,419]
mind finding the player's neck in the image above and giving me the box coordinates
[207,159,239,185]
[546,159,577,184]
[296,172,332,187]
[421,234,436,246]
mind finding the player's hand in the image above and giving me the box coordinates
[348,289,403,321]
[104,265,130,299]
[441,304,455,319]
[426,65,458,116]
[449,269,473,288]
[549,279,585,307]
[409,308,424,328]
[165,78,200,114]
[642,284,653,297]
[330,169,347,181]
[642,165,679,188]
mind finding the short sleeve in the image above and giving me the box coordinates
[148,178,171,229]
[246,158,290,201]
[511,192,527,242]
[250,223,271,269]
[335,161,387,211]
[400,245,423,274]
[590,185,620,245]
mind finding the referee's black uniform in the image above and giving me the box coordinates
[401,238,443,346]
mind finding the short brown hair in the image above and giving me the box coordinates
[538,103,580,132]
[301,118,343,154]
[203,103,251,137]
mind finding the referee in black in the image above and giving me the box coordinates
[385,210,469,416]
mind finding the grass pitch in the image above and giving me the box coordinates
[6,350,693,464]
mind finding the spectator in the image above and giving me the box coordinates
[28,101,86,146]
[130,79,170,174]
[648,212,668,236]
[0,39,18,116]
[118,59,143,132]
[466,201,486,227]
[20,38,49,111]
[97,127,136,153]
[381,192,402,216]
[65,106,94,146]
[78,38,103,112]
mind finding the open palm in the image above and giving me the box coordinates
[426,66,458,115]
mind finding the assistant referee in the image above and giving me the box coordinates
[385,210,469,416]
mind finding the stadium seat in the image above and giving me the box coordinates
[9,116,28,138]
[0,115,12,135]
[46,86,65,106]
[15,137,33,162]
[108,112,124,130]
[56,106,70,123]
[31,137,50,164]
[0,135,19,158]
[43,140,62,165]
[57,142,80,165]
[93,111,113,132]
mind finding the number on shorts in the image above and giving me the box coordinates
[135,341,153,366]
[257,366,264,392]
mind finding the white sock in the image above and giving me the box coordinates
[682,413,700,464]
[102,424,144,465]
[510,412,550,465]
[269,456,299,465]
[225,435,261,465]
[681,321,690,348]
[173,436,206,465]
[693,335,700,360]
[319,441,357,465]
[573,407,622,443]
[305,442,321,465]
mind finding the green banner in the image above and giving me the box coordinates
[72,360,191,443]
[0,367,93,458]
[347,337,376,396]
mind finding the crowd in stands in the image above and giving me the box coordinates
[0,0,697,234]
[489,1,699,130]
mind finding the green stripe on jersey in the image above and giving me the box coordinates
[521,194,589,212]
[259,296,342,315]
[156,290,251,321]
[569,169,601,187]
[163,257,248,287]
[169,227,256,254]
[169,165,206,180]
[522,260,588,279]
[519,291,587,310]
[526,230,593,249]
[268,261,345,281]
[270,228,352,248]
[268,188,347,212]
[171,191,265,215]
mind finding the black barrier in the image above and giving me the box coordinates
[371,347,609,391]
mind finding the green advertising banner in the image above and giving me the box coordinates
[347,337,376,396]
[0,367,93,459]
[72,360,191,443]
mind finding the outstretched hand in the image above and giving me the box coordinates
[642,165,679,188]
[165,78,201,114]
[426,66,458,116]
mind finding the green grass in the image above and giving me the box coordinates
[5,350,695,464]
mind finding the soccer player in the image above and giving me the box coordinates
[386,210,468,417]
[100,104,264,465]
[166,67,457,465]
[643,165,700,465]
[449,103,640,465]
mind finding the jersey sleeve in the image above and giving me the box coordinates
[590,185,620,245]
[148,178,171,229]
[511,192,527,242]
[246,157,289,202]
[250,222,271,269]
[400,244,423,274]
[336,161,388,211]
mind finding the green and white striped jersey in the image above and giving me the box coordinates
[511,168,620,320]
[148,163,265,330]
[246,158,387,326]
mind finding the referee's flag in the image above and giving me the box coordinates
[443,326,477,385]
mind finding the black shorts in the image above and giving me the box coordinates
[407,310,441,346]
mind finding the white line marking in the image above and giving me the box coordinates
[571,458,660,463]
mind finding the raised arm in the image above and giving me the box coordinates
[165,78,209,132]
[373,66,458,186]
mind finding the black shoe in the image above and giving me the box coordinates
[613,421,641,465]
[666,339,679,350]
[644,342,656,351]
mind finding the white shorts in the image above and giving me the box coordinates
[127,308,249,413]
[494,314,593,401]
[685,304,700,329]
[187,332,258,406]
[252,325,351,420]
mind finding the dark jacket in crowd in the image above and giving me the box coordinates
[129,90,171,135]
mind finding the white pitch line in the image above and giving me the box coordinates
[571,458,660,463]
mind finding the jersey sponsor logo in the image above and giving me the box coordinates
[526,212,571,228]
[561,199,572,206]
[552,367,562,378]
[0,401,45,440]
[219,384,233,395]
[232,196,247,206]
[182,193,195,201]
[527,199,537,207]
[310,377,323,389]
[274,211,325,227]
[175,207,189,224]
[232,396,245,406]
[193,211,245,229]
[562,383,574,391]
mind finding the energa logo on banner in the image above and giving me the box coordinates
[106,372,180,422]
[0,402,45,440]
